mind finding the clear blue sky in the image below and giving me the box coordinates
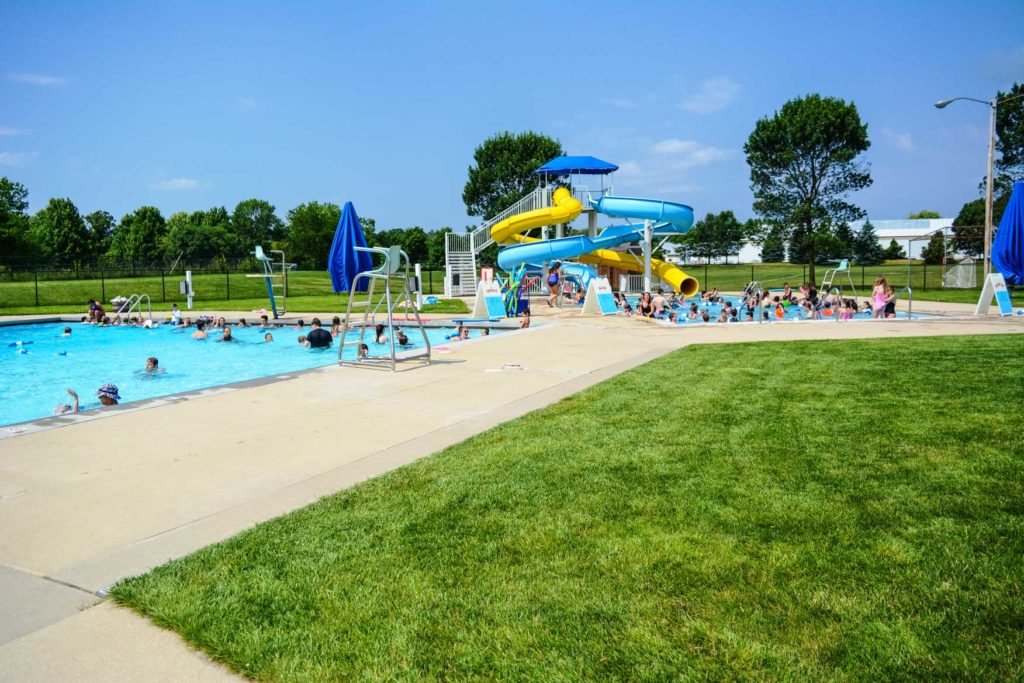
[1,0,1022,233]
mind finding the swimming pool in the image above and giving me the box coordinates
[0,321,492,427]
[624,295,924,323]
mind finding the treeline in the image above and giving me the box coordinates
[0,177,457,269]
[667,210,888,265]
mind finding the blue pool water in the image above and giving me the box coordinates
[0,321,483,427]
[624,295,924,323]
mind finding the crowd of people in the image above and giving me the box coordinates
[602,278,901,325]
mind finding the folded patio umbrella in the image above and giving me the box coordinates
[992,179,1024,285]
[328,201,373,292]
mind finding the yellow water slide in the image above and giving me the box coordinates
[490,187,699,296]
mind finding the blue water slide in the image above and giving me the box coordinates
[589,196,694,232]
[497,225,644,271]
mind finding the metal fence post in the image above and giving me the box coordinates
[100,268,105,303]
[923,263,927,292]
[225,265,231,301]
[861,264,865,288]
[750,265,754,283]
[34,268,39,307]
[704,263,708,288]
[161,268,166,302]
[802,265,806,284]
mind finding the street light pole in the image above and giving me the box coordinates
[984,101,996,277]
[935,92,1024,277]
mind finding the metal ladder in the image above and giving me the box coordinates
[338,245,431,372]
[114,293,152,322]
[250,245,293,318]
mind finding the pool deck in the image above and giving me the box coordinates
[0,303,1021,681]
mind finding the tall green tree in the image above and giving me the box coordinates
[463,131,563,220]
[744,94,872,283]
[920,231,948,265]
[427,227,453,266]
[29,197,91,264]
[759,225,787,262]
[995,81,1024,184]
[951,193,1010,256]
[285,201,341,269]
[358,217,377,248]
[85,210,115,259]
[108,206,167,262]
[685,210,748,263]
[231,199,284,249]
[853,220,884,265]
[163,211,237,262]
[881,239,906,260]
[0,177,32,262]
[907,210,941,219]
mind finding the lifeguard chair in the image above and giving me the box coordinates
[337,245,430,372]
[820,259,858,301]
[248,245,293,319]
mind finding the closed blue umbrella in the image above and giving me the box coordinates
[327,202,373,292]
[992,180,1024,285]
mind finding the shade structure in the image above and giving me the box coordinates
[532,155,618,176]
[327,202,373,293]
[992,179,1024,285]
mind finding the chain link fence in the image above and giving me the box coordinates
[0,257,448,309]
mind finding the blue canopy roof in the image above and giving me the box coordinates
[992,179,1024,285]
[533,155,618,176]
[327,202,373,293]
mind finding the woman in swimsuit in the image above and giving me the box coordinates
[638,292,654,317]
[546,262,562,307]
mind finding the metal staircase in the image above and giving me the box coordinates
[445,186,552,296]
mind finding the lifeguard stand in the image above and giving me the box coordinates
[249,245,292,318]
[337,245,430,372]
[820,259,858,301]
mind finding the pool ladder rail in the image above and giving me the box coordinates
[114,293,153,322]
[338,245,431,372]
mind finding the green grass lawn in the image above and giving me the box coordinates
[112,334,1024,680]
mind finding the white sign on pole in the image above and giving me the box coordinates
[471,279,505,318]
[975,272,1014,316]
[581,277,618,316]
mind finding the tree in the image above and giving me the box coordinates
[427,227,452,266]
[231,199,284,250]
[358,217,376,248]
[995,81,1024,183]
[29,198,91,264]
[285,201,341,269]
[951,193,1010,256]
[108,206,166,262]
[907,210,941,219]
[759,225,787,262]
[0,177,31,262]
[163,211,236,262]
[853,220,884,265]
[744,94,871,283]
[881,239,906,260]
[85,210,115,258]
[833,222,857,257]
[920,231,948,265]
[463,131,563,220]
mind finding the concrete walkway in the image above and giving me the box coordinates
[1,308,1021,681]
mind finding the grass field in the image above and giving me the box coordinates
[112,334,1024,681]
